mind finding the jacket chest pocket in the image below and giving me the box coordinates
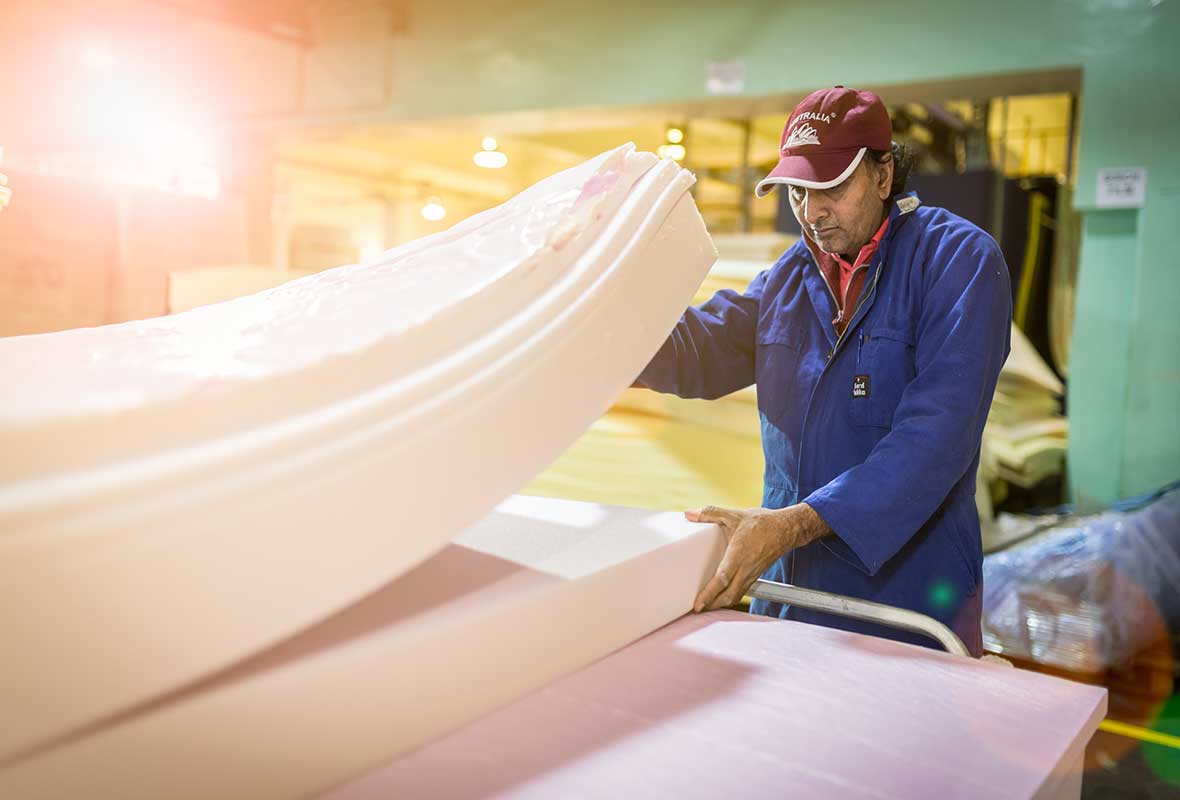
[755,328,802,425]
[850,327,915,429]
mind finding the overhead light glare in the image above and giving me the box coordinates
[421,197,446,221]
[176,164,221,199]
[143,121,211,168]
[666,127,684,144]
[481,136,498,151]
[657,143,686,161]
[474,149,508,169]
[77,40,115,71]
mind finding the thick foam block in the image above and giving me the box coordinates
[0,497,726,799]
[0,146,716,759]
[325,610,1106,800]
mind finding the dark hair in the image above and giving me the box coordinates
[866,141,913,197]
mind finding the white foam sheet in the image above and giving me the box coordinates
[0,497,727,800]
[0,146,717,759]
[325,611,1107,800]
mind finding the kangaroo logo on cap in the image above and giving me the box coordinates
[784,122,821,150]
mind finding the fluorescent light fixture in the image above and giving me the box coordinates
[474,149,508,169]
[421,198,446,221]
[657,143,686,161]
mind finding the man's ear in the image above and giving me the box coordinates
[876,155,894,201]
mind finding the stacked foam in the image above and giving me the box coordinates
[0,497,725,799]
[981,324,1067,492]
[0,145,719,796]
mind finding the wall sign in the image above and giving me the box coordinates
[1096,167,1147,209]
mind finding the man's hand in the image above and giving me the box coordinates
[686,502,830,612]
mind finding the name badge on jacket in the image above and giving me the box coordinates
[852,374,870,398]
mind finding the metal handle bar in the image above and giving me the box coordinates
[747,579,971,658]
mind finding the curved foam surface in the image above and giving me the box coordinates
[0,497,727,799]
[0,145,717,759]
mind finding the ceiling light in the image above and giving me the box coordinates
[657,143,686,161]
[474,149,508,169]
[421,197,446,221]
[481,136,498,151]
[666,127,684,144]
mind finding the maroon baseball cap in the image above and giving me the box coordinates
[755,86,892,197]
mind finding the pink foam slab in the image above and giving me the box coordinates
[325,610,1107,800]
[0,498,726,799]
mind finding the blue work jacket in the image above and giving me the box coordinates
[639,194,1012,656]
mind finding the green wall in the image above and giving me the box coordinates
[392,0,1179,505]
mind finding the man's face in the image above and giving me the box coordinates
[787,157,892,257]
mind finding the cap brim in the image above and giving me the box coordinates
[754,147,867,197]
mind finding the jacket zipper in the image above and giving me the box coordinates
[833,263,869,329]
[842,266,884,354]
[818,261,878,362]
[817,264,840,317]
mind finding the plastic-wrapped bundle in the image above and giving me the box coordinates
[982,487,1180,673]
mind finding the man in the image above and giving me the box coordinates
[636,86,1011,656]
